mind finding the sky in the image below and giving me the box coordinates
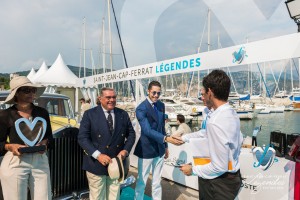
[0,0,297,74]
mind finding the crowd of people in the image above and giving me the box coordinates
[0,69,243,200]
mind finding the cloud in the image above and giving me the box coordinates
[21,58,47,71]
[0,0,297,74]
[0,0,104,73]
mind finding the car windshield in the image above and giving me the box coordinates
[0,93,74,118]
[36,97,72,117]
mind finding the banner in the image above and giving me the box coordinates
[77,33,300,87]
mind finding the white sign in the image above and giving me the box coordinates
[77,33,300,87]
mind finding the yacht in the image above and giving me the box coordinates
[164,103,193,125]
[274,90,289,99]
[289,88,300,109]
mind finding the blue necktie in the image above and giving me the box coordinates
[153,102,158,117]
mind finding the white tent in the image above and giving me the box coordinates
[31,61,48,83]
[27,68,36,82]
[34,54,78,87]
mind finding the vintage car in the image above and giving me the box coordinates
[0,91,88,199]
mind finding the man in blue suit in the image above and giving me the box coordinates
[78,87,135,200]
[134,81,183,200]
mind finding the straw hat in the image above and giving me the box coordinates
[4,76,45,104]
[108,156,124,183]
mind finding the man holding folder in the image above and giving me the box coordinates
[179,70,243,200]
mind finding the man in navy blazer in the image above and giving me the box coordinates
[134,81,183,200]
[78,87,135,200]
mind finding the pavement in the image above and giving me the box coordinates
[81,166,199,200]
[126,166,199,200]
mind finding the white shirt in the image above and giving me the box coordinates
[92,107,115,159]
[184,103,243,179]
[102,106,115,129]
[146,97,156,107]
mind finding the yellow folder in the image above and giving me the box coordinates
[193,157,233,170]
[190,138,233,170]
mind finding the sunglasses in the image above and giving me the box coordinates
[103,96,117,100]
[151,91,161,96]
[18,87,37,94]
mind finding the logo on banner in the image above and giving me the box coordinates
[252,145,278,171]
[232,47,247,64]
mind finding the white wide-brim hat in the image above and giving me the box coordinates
[108,156,124,183]
[4,76,45,104]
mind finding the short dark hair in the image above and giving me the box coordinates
[177,114,185,123]
[202,70,231,101]
[100,87,115,96]
[80,98,85,102]
[148,81,161,90]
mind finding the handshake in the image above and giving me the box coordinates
[165,136,185,146]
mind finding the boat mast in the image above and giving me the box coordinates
[196,8,209,97]
[246,37,250,94]
[273,63,286,95]
[291,59,294,90]
[83,17,86,78]
[207,8,211,75]
[107,0,113,88]
[250,64,253,95]
[257,63,272,102]
[264,62,266,98]
[284,63,286,93]
[165,74,168,91]
[101,17,106,87]
[90,49,96,76]
[102,18,106,74]
[79,18,84,78]
[259,68,262,95]
[227,67,238,94]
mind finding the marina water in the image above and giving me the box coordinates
[191,111,300,146]
[240,111,300,146]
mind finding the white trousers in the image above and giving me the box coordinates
[86,171,120,200]
[0,151,51,200]
[134,156,164,200]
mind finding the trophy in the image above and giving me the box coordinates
[15,117,47,153]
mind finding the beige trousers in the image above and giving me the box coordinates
[0,151,51,200]
[86,171,120,200]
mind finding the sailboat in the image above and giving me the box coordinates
[274,90,289,98]
[289,87,300,109]
[288,58,300,109]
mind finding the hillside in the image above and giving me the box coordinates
[1,67,299,96]
[0,65,97,79]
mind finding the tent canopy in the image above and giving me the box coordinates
[34,54,78,87]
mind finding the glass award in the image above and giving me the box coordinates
[15,117,47,153]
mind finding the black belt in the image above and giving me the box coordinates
[217,169,240,179]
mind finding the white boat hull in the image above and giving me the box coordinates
[237,111,254,119]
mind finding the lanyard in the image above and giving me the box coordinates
[201,115,208,129]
